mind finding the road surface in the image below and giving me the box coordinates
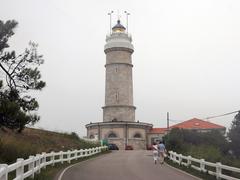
[58,150,199,180]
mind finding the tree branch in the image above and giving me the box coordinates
[0,62,17,89]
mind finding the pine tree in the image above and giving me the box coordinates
[0,20,45,132]
[228,111,240,157]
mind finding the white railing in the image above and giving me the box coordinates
[0,146,107,180]
[169,151,240,180]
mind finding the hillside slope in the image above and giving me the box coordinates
[0,128,98,164]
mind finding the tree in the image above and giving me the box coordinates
[228,111,240,157]
[0,20,45,132]
[164,128,228,154]
[164,128,185,153]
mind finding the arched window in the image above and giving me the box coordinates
[108,132,117,138]
[133,133,142,138]
[89,134,94,139]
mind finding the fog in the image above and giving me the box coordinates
[1,0,240,136]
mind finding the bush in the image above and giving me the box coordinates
[187,144,222,162]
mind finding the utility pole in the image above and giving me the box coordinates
[167,112,169,133]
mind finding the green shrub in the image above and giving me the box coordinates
[187,144,222,162]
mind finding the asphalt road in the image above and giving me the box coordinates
[58,150,199,180]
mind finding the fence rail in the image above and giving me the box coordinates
[0,146,107,180]
[169,151,240,180]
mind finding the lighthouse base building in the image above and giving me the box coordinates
[86,122,152,150]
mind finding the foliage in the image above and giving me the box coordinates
[164,128,228,155]
[164,128,185,153]
[187,144,222,162]
[228,111,240,157]
[0,20,45,132]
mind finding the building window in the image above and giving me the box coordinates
[108,132,117,138]
[89,134,94,139]
[133,133,142,138]
[115,67,118,72]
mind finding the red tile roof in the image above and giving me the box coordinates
[170,118,225,130]
[149,128,167,134]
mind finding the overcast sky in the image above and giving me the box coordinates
[1,0,240,136]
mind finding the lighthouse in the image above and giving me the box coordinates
[103,20,135,122]
[86,17,152,150]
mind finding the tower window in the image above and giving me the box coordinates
[116,92,119,102]
[108,132,117,138]
[115,67,118,72]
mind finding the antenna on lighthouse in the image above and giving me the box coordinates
[124,11,130,34]
[108,11,114,34]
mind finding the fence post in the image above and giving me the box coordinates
[42,152,46,169]
[16,158,24,180]
[60,151,63,164]
[216,162,222,180]
[179,154,182,165]
[36,154,41,174]
[0,164,8,180]
[187,156,192,167]
[67,150,71,163]
[79,149,83,158]
[28,156,35,179]
[75,150,78,160]
[51,151,55,166]
[200,159,205,172]
[173,152,177,163]
[85,149,88,157]
[168,151,172,160]
[172,152,175,162]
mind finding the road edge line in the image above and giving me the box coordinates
[165,162,202,180]
[57,153,110,180]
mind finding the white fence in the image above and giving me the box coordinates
[169,151,240,180]
[0,146,107,180]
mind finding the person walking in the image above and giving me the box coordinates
[158,141,166,164]
[152,142,158,164]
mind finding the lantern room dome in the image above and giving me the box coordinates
[112,20,126,33]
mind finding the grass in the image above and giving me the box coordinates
[166,156,240,180]
[0,127,99,164]
[166,158,216,180]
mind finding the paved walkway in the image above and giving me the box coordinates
[58,150,199,180]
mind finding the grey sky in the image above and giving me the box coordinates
[1,0,240,136]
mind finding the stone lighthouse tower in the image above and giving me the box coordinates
[103,20,136,122]
[86,18,152,150]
